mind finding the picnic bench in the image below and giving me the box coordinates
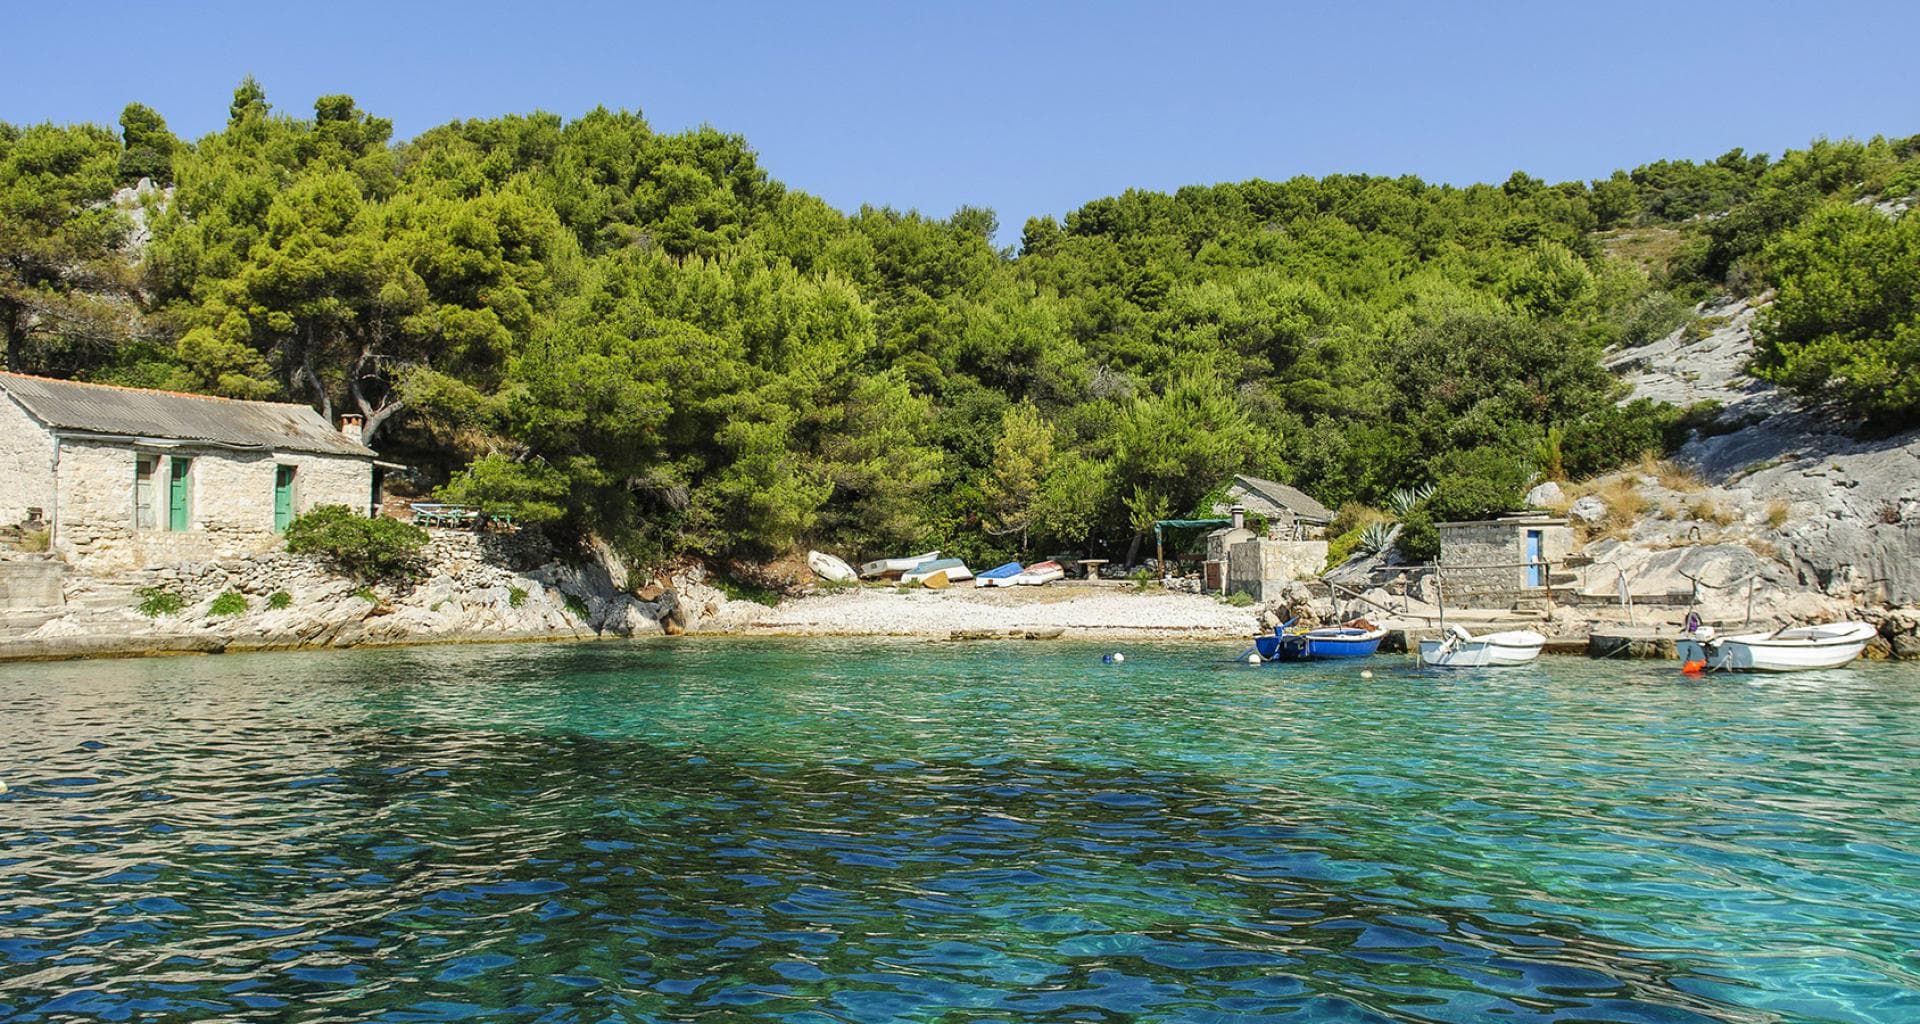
[408,503,514,530]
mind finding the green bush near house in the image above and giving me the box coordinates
[1224,591,1254,607]
[266,591,293,610]
[135,587,184,618]
[284,504,428,582]
[207,590,248,617]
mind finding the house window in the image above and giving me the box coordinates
[134,455,157,530]
[167,457,192,532]
[273,465,297,532]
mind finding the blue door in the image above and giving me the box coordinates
[1525,529,1544,587]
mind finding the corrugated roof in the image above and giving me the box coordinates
[1228,474,1332,522]
[0,373,375,457]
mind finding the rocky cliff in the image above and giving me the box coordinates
[0,530,771,660]
[1600,295,1920,608]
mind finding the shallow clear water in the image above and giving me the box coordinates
[3,640,1919,1023]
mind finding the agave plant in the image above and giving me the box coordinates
[1385,483,1435,519]
[1357,520,1399,556]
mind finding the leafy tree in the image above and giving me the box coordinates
[1754,202,1919,428]
[0,122,130,375]
[117,103,177,185]
[981,401,1056,550]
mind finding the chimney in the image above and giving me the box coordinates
[339,413,364,445]
[1231,505,1246,532]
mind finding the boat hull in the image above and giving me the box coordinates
[1420,629,1546,668]
[901,558,973,584]
[859,550,941,579]
[807,550,857,583]
[1010,561,1064,586]
[1678,623,1875,672]
[974,561,1023,587]
[1259,627,1386,661]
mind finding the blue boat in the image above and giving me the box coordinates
[1255,624,1388,661]
[973,561,1024,587]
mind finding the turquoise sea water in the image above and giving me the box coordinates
[2,640,1918,1023]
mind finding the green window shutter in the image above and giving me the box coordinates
[168,458,190,532]
[274,465,296,532]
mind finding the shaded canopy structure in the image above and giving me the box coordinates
[1152,517,1230,576]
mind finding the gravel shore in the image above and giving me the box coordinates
[745,583,1261,639]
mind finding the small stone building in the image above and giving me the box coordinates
[0,373,378,570]
[1437,515,1574,600]
[1214,474,1332,540]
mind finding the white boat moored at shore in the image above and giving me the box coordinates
[1678,622,1878,672]
[1420,626,1546,668]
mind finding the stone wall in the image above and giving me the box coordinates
[0,558,65,610]
[0,395,56,525]
[53,438,373,571]
[1438,520,1573,597]
[1226,538,1329,601]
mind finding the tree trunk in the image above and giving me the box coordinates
[3,302,25,373]
[1124,530,1144,569]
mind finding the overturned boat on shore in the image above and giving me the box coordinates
[860,550,941,579]
[902,558,974,585]
[974,561,1023,587]
[1010,561,1065,586]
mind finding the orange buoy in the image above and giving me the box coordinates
[1681,659,1707,675]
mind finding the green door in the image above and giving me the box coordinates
[274,465,296,532]
[168,458,190,532]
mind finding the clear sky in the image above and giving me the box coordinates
[6,1,1913,244]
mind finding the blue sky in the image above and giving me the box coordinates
[7,1,1913,244]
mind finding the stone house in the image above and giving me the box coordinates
[0,373,378,570]
[1213,474,1333,539]
[1437,515,1575,600]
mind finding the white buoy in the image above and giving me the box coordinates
[1246,652,1261,665]
[1112,652,1125,664]
[1360,669,1374,680]
[0,780,9,794]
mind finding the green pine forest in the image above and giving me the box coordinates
[3,80,1917,571]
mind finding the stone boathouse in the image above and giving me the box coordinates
[1437,514,1575,602]
[0,372,378,570]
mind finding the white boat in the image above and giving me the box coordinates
[901,558,973,584]
[807,550,857,583]
[1010,560,1065,586]
[859,550,940,579]
[1678,622,1878,672]
[1420,625,1546,668]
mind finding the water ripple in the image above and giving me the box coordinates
[2,640,1918,1022]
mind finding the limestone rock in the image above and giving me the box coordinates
[1568,495,1608,525]
[1526,481,1565,508]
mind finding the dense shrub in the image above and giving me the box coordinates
[1562,399,1683,478]
[135,586,184,618]
[207,590,248,617]
[1754,202,1920,430]
[284,505,428,582]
